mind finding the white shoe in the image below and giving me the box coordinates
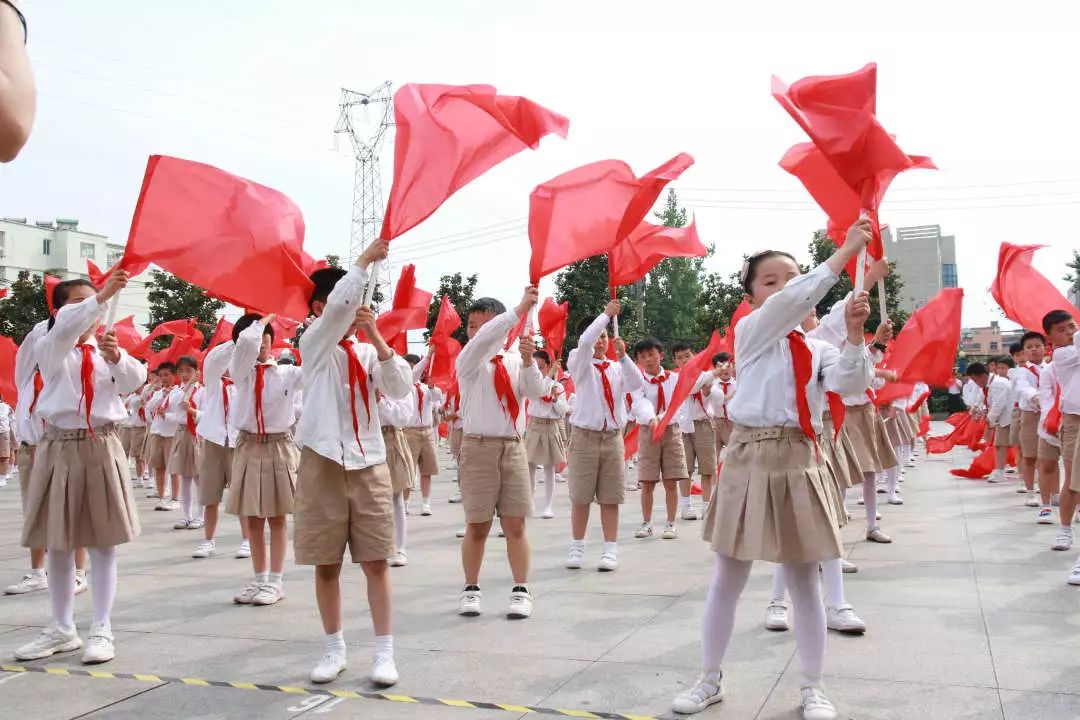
[82,625,115,664]
[155,499,174,511]
[556,474,567,483]
[662,523,678,539]
[421,503,432,516]
[541,507,554,519]
[252,583,284,606]
[389,550,408,567]
[310,652,346,684]
[507,588,533,619]
[565,545,585,570]
[459,587,482,616]
[15,626,82,660]
[192,540,216,558]
[188,518,205,529]
[371,654,399,687]
[74,573,88,595]
[173,519,192,530]
[146,491,160,499]
[1068,564,1080,586]
[681,504,699,521]
[1052,528,1073,551]
[448,491,463,504]
[1005,466,1018,475]
[1038,507,1055,524]
[866,527,892,543]
[5,572,48,595]
[841,559,858,573]
[765,602,789,631]
[801,687,838,720]
[1025,494,1042,508]
[598,551,618,572]
[826,604,867,634]
[1017,485,1031,494]
[0,477,7,487]
[987,469,1006,483]
[494,525,505,538]
[672,673,724,714]
[455,527,466,538]
[235,540,251,559]
[233,580,261,605]
[887,495,904,506]
[634,522,653,539]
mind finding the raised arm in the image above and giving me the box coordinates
[821,342,873,397]
[456,310,520,379]
[14,319,47,387]
[300,266,370,371]
[36,296,105,377]
[412,352,432,383]
[230,320,265,384]
[202,341,235,391]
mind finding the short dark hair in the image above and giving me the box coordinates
[467,297,506,317]
[671,341,694,355]
[176,355,198,371]
[277,355,296,366]
[309,268,348,313]
[1009,343,1024,355]
[403,354,421,365]
[1020,331,1046,348]
[1043,309,1075,334]
[712,352,731,366]
[232,313,275,343]
[997,355,1016,368]
[631,337,663,358]
[741,250,798,294]
[156,361,177,373]
[47,279,96,330]
[966,362,989,377]
[533,350,552,364]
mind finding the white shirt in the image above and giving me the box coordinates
[34,295,146,430]
[631,369,682,427]
[707,378,736,420]
[165,382,204,433]
[442,388,463,430]
[1013,362,1043,412]
[296,265,413,470]
[231,321,304,436]
[963,378,986,412]
[729,263,872,431]
[813,292,881,408]
[379,395,410,428]
[147,387,179,437]
[986,374,1014,427]
[567,313,646,431]
[124,393,147,428]
[1038,363,1060,445]
[1054,331,1080,415]
[402,383,444,428]
[528,378,569,420]
[455,309,545,437]
[197,341,238,448]
[677,371,716,432]
[14,319,49,445]
[0,402,11,434]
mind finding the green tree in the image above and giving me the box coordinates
[807,231,910,332]
[696,269,746,337]
[324,254,343,269]
[0,270,61,342]
[425,272,480,347]
[554,255,643,360]
[642,189,707,347]
[1065,249,1080,299]
[144,270,225,349]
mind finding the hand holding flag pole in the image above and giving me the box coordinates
[358,241,390,309]
[853,210,870,299]
[877,277,888,321]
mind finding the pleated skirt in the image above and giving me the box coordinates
[525,418,567,467]
[225,431,298,518]
[843,403,898,473]
[166,426,201,477]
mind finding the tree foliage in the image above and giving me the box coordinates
[642,190,707,347]
[807,231,909,332]
[554,255,643,360]
[145,270,225,349]
[425,272,479,347]
[0,270,60,343]
[1065,249,1080,300]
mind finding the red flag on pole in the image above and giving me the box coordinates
[0,335,18,406]
[380,83,569,241]
[430,295,462,344]
[876,288,964,396]
[538,298,569,362]
[428,338,461,392]
[86,259,108,288]
[206,317,235,351]
[990,243,1080,332]
[608,219,707,287]
[652,330,723,441]
[99,315,145,356]
[373,264,433,355]
[44,274,61,315]
[130,318,198,360]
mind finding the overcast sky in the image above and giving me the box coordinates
[2,0,1079,334]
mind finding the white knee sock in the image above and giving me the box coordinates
[543,465,555,513]
[900,443,912,468]
[392,492,406,552]
[700,553,753,674]
[783,561,827,688]
[820,558,846,607]
[770,563,788,603]
[46,550,76,634]
[179,475,196,520]
[88,546,118,629]
[529,464,539,496]
[862,472,878,529]
[884,465,900,499]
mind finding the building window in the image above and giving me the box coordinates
[990,342,999,351]
[942,263,958,288]
[42,237,51,255]
[107,247,124,266]
[80,242,96,259]
[0,230,5,258]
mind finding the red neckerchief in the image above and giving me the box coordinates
[1025,364,1041,379]
[253,365,269,437]
[29,369,43,416]
[338,340,371,454]
[787,331,815,443]
[490,355,519,422]
[825,391,846,440]
[185,383,199,435]
[1046,383,1063,435]
[719,381,731,420]
[221,377,233,428]
[416,383,425,421]
[159,388,171,418]
[593,360,616,424]
[443,381,460,413]
[76,343,96,437]
[648,371,669,414]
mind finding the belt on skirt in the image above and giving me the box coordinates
[44,423,119,441]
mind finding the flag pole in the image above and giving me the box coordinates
[103,295,121,333]
[853,209,869,300]
[363,260,381,307]
[877,277,888,321]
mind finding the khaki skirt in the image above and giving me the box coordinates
[525,418,566,467]
[703,425,842,564]
[382,426,414,494]
[226,431,298,518]
[166,426,201,478]
[21,425,140,552]
[905,412,919,438]
[844,403,898,474]
[884,413,914,447]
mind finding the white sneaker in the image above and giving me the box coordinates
[173,519,192,530]
[662,523,678,539]
[146,490,160,499]
[801,687,838,720]
[1038,507,1055,524]
[987,469,1006,483]
[448,491,463,504]
[887,495,904,505]
[15,626,82,660]
[188,519,205,529]
[0,477,7,487]
[494,523,505,538]
[421,503,432,516]
[459,587,482,616]
[1052,528,1074,551]
[826,604,867,634]
[82,625,115,664]
[455,527,466,538]
[1016,485,1031,494]
[235,540,251,559]
[252,583,284,606]
[1005,466,1018,475]
[765,602,789,631]
[1068,564,1080,586]
[390,550,408,567]
[192,540,216,559]
[841,559,858,573]
[565,545,585,570]
[598,552,618,572]
[681,504,699,521]
[155,499,173,511]
[634,522,653,539]
[556,474,567,483]
[233,580,261,604]
[5,572,48,595]
[672,673,724,714]
[541,507,554,519]
[906,458,916,468]
[507,588,533,619]
[310,652,346,684]
[1052,494,1061,507]
[371,654,399,687]
[74,573,88,595]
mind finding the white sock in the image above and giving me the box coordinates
[256,572,269,584]
[820,558,846,607]
[603,541,617,556]
[571,538,585,550]
[543,466,556,511]
[46,550,76,634]
[393,492,407,552]
[88,546,118,629]
[529,464,539,496]
[884,466,900,498]
[862,472,878,529]
[326,630,346,656]
[374,634,393,659]
[268,571,283,587]
[31,568,46,579]
[769,563,787,603]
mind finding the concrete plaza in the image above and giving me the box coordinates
[1,429,1079,719]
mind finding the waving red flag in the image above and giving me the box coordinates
[990,243,1080,332]
[118,155,316,321]
[878,288,963,392]
[727,299,753,361]
[99,315,145,356]
[130,318,198,360]
[951,440,1018,479]
[652,330,723,441]
[623,423,640,461]
[430,295,462,343]
[148,328,205,369]
[206,317,235,351]
[528,153,695,284]
[0,335,18,406]
[44,274,61,315]
[504,311,530,351]
[926,413,987,455]
[428,338,461,391]
[538,298,569,362]
[267,315,302,350]
[381,83,569,241]
[374,265,433,355]
[86,259,108,288]
[609,219,707,287]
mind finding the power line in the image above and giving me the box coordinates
[686,199,1080,211]
[676,178,1080,193]
[394,230,527,263]
[394,217,528,247]
[394,220,529,254]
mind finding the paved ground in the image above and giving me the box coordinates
[1,425,1079,719]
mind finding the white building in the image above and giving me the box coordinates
[0,217,152,327]
[883,224,959,313]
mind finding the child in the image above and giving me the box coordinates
[1043,311,1080,562]
[1014,331,1049,510]
[971,362,1013,483]
[166,355,204,530]
[564,301,642,571]
[227,314,301,607]
[191,340,250,559]
[16,272,145,664]
[443,380,464,505]
[1036,359,1061,522]
[123,387,148,488]
[709,353,735,474]
[144,362,179,510]
[1007,343,1025,474]
[378,391,414,568]
[525,350,568,519]
[401,353,442,516]
[455,289,544,619]
[673,341,719,521]
[0,394,11,486]
[292,241,412,685]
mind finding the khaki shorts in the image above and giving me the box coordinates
[567,427,625,505]
[449,426,463,459]
[714,417,733,449]
[1064,415,1080,491]
[1009,408,1022,447]
[198,439,233,505]
[994,425,1013,448]
[1038,439,1061,462]
[459,435,532,523]
[1020,410,1040,459]
[143,433,174,470]
[682,419,717,477]
[637,425,689,482]
[403,427,440,476]
[293,447,394,565]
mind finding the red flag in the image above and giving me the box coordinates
[623,423,640,461]
[652,330,723,441]
[918,414,930,437]
[428,338,461,391]
[44,274,61,315]
[538,298,569,362]
[130,318,198,360]
[951,439,1018,479]
[504,311,529,351]
[206,317,235,351]
[926,414,987,455]
[727,299,753,359]
[431,295,462,343]
[990,243,1080,332]
[86,259,108,288]
[0,289,6,300]
[0,335,18,406]
[99,315,145,356]
[878,288,964,391]
[268,315,302,349]
[118,155,317,321]
[381,83,569,241]
[608,219,707,287]
[374,265,433,355]
[528,153,695,284]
